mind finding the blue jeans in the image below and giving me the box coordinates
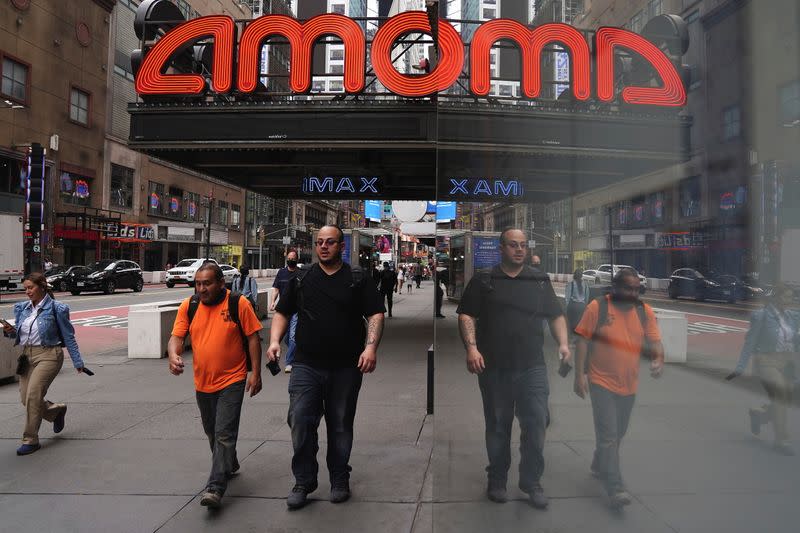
[478,365,550,492]
[287,363,363,487]
[285,314,298,366]
[195,380,245,495]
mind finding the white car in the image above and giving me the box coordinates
[582,269,598,284]
[219,264,240,288]
[165,258,219,287]
[591,264,647,293]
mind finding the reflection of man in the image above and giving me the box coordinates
[379,262,398,317]
[268,226,385,509]
[573,268,664,508]
[435,265,448,318]
[457,228,570,509]
[530,254,542,271]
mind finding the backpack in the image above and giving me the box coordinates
[591,295,653,360]
[187,291,252,371]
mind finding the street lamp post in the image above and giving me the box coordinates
[553,231,562,275]
[204,191,214,261]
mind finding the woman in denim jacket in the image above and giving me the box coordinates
[2,272,85,455]
[730,285,799,455]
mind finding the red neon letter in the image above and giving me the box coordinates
[471,21,590,100]
[595,27,686,106]
[238,14,365,93]
[372,11,463,97]
[135,15,235,95]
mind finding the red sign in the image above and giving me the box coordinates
[135,11,686,107]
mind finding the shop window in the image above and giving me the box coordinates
[723,105,741,140]
[110,164,134,210]
[1,54,29,104]
[185,192,201,222]
[679,176,701,218]
[218,200,229,226]
[650,192,666,224]
[69,87,90,126]
[231,204,241,228]
[148,181,165,216]
[60,172,92,207]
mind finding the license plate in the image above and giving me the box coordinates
[77,282,85,287]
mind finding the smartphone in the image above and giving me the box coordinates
[81,367,95,376]
[0,318,12,328]
[266,359,281,376]
[558,358,573,378]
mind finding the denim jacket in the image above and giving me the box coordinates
[8,296,84,369]
[735,305,800,373]
[232,275,258,307]
[564,280,590,306]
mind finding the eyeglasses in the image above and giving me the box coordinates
[315,238,340,247]
[504,241,528,250]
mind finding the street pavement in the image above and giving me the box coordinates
[0,281,798,532]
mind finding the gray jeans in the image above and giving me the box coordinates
[196,380,246,495]
[589,383,635,495]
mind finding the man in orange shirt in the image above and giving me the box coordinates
[168,263,263,509]
[573,268,664,508]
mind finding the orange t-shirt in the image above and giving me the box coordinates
[172,292,263,393]
[574,296,661,396]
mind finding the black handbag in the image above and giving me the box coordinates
[15,354,29,376]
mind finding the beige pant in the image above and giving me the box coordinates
[19,346,65,445]
[754,352,794,444]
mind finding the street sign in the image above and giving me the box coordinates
[282,236,291,245]
[33,245,40,252]
[528,240,536,249]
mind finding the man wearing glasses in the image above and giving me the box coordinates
[457,228,570,509]
[268,225,385,510]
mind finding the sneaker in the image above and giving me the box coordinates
[435,314,446,318]
[486,482,507,503]
[609,490,632,508]
[527,483,548,509]
[53,405,67,434]
[748,409,761,436]
[284,365,293,374]
[287,484,316,509]
[16,443,41,456]
[200,491,222,508]
[330,481,351,504]
[775,442,796,456]
[227,460,240,479]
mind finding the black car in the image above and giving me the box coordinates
[69,260,144,295]
[668,268,736,303]
[45,265,88,292]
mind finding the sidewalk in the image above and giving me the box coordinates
[0,282,798,532]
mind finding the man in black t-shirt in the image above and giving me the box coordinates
[268,225,385,510]
[457,228,570,510]
[378,262,398,317]
[271,249,299,372]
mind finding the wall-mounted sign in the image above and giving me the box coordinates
[447,178,524,198]
[473,237,502,269]
[135,12,686,107]
[301,176,381,196]
[658,231,705,250]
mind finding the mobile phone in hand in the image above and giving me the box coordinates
[558,358,573,378]
[266,359,281,376]
[81,367,95,376]
[0,318,13,328]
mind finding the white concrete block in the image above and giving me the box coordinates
[128,305,181,359]
[0,333,18,381]
[653,310,688,364]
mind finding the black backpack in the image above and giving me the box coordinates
[591,295,653,359]
[187,291,252,371]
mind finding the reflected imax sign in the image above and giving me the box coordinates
[135,11,685,106]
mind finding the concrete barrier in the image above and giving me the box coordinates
[128,302,181,359]
[255,288,272,320]
[653,309,688,363]
[0,332,18,382]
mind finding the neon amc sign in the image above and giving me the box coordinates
[135,11,686,106]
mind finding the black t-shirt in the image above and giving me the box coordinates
[456,265,563,370]
[272,267,298,298]
[276,263,385,368]
[379,269,396,293]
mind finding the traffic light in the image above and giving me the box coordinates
[27,143,45,232]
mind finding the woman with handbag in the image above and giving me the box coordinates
[565,269,590,335]
[728,285,799,455]
[2,272,85,455]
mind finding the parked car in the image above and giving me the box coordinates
[668,268,736,303]
[45,265,88,292]
[165,258,218,287]
[69,260,144,295]
[591,264,647,293]
[219,264,240,288]
[582,269,598,283]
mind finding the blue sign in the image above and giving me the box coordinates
[365,200,383,221]
[426,201,437,214]
[473,237,501,269]
[342,234,351,264]
[436,201,457,221]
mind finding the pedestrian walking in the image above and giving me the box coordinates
[167,263,263,509]
[268,225,385,510]
[573,268,664,508]
[457,228,570,509]
[232,264,258,309]
[379,262,398,317]
[271,250,300,373]
[406,267,414,294]
[728,284,799,455]
[414,269,423,289]
[565,268,590,337]
[435,265,448,318]
[3,273,86,456]
[397,267,405,294]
